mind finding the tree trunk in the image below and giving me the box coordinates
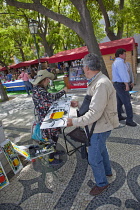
[76,2,108,76]
[0,80,9,102]
[19,47,26,61]
[96,0,124,41]
[40,35,54,57]
[0,60,8,69]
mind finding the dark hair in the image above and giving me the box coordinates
[115,48,126,58]
[37,77,48,87]
[83,53,101,71]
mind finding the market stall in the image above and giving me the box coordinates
[48,37,138,89]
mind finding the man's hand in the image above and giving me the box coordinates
[71,101,78,107]
[130,83,134,88]
[124,83,129,91]
[67,118,73,127]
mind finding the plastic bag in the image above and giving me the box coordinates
[31,121,44,142]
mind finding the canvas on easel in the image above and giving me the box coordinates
[1,139,23,174]
[0,162,9,190]
[41,95,71,129]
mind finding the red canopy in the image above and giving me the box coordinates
[48,37,136,63]
[0,57,49,71]
[0,66,7,71]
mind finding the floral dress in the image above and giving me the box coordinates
[32,85,65,139]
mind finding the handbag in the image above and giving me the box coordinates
[67,127,89,145]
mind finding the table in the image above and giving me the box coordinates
[40,95,71,129]
[2,80,26,91]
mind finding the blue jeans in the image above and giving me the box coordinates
[113,82,133,123]
[24,81,33,95]
[88,131,112,187]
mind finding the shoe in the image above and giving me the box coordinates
[119,116,126,121]
[54,150,65,156]
[89,184,109,196]
[49,158,62,165]
[126,121,137,127]
[106,174,113,177]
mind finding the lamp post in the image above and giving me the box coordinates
[29,20,41,70]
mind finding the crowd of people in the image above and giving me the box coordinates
[0,65,64,96]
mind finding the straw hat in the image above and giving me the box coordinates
[31,70,54,85]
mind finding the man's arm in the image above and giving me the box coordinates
[118,61,130,91]
[68,83,109,127]
[18,74,21,79]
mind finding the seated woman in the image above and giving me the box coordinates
[31,70,67,165]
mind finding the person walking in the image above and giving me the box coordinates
[67,53,119,196]
[6,72,13,81]
[112,48,137,127]
[18,69,33,96]
[31,70,67,165]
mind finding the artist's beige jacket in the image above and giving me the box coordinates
[72,71,119,133]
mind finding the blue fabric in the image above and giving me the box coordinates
[7,74,12,81]
[112,58,130,83]
[32,123,44,141]
[88,130,112,187]
[113,82,133,123]
[2,80,26,91]
[2,80,24,87]
[129,91,138,94]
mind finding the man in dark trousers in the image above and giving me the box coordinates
[67,53,119,196]
[112,48,137,127]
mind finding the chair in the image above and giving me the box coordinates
[62,127,87,157]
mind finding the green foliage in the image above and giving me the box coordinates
[0,0,139,67]
[95,0,140,39]
[123,0,140,36]
[0,3,45,66]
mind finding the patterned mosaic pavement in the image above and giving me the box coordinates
[0,93,140,210]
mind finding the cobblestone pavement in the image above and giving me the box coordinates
[0,74,140,210]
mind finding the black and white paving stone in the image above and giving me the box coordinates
[0,94,140,210]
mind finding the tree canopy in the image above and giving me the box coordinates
[0,0,139,73]
[4,0,108,75]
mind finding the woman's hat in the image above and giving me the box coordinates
[31,70,54,85]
